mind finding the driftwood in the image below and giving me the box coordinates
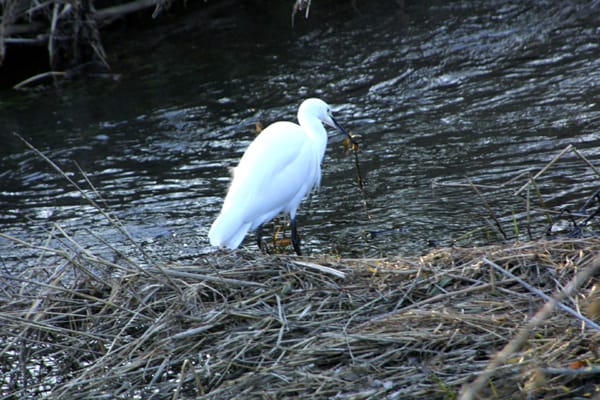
[1,0,109,67]
[0,0,328,89]
[0,0,186,89]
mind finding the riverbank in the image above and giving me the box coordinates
[0,0,346,88]
[2,229,600,399]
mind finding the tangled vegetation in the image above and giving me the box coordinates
[2,223,600,399]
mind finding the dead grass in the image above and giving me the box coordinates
[3,138,600,399]
[1,234,600,399]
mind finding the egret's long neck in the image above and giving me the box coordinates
[298,115,328,162]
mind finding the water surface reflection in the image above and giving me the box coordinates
[1,0,600,265]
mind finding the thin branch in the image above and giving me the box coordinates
[12,132,183,294]
[514,144,573,196]
[459,255,600,400]
[482,257,600,331]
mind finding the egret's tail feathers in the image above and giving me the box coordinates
[208,211,251,250]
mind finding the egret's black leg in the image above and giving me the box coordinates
[256,224,265,252]
[291,217,302,256]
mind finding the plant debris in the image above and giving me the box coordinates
[2,232,600,399]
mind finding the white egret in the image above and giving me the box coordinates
[208,98,354,255]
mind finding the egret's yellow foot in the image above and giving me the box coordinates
[272,225,292,247]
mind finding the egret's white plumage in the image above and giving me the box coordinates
[208,98,352,254]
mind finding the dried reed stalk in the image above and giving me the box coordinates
[2,235,600,399]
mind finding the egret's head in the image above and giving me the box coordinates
[299,98,356,144]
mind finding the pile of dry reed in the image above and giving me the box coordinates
[2,230,600,399]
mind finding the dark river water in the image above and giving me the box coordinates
[2,0,600,265]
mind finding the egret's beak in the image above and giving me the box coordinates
[329,116,358,145]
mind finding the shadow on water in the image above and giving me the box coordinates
[2,0,600,266]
